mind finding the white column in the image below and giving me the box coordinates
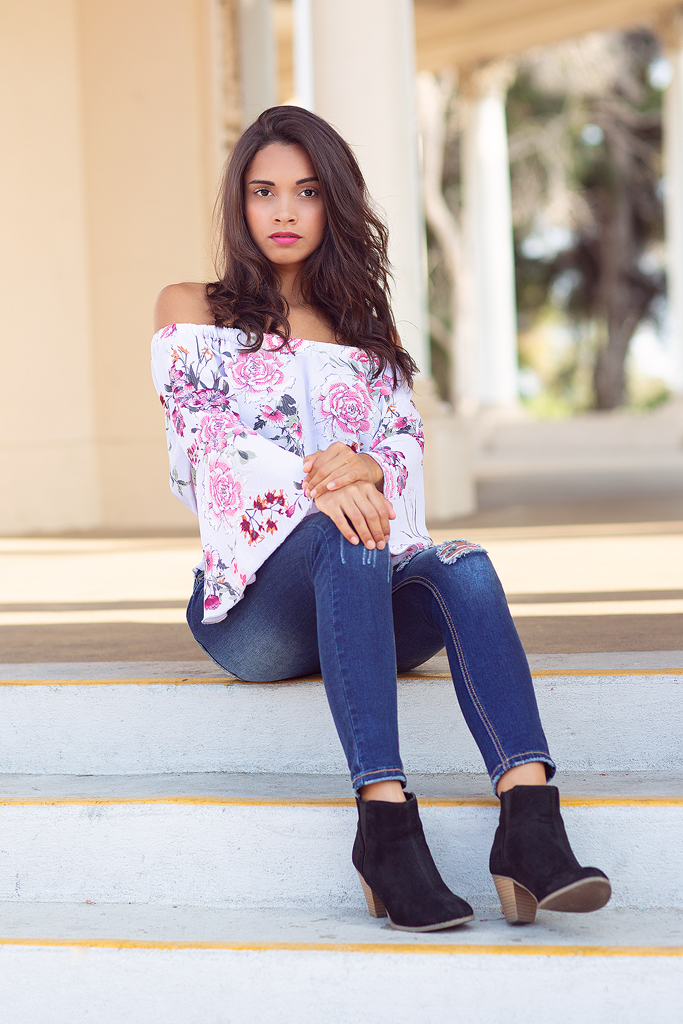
[293,0,429,374]
[238,0,277,126]
[461,63,519,409]
[662,12,683,393]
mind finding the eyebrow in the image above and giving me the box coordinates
[247,177,319,186]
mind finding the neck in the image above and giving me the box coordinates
[274,263,305,309]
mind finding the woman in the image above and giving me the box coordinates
[151,105,610,932]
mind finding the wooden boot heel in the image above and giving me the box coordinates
[492,874,538,924]
[357,871,388,918]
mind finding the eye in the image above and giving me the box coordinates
[300,188,318,198]
[253,188,272,198]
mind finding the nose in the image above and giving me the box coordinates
[274,201,296,225]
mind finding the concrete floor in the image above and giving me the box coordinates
[1,494,682,662]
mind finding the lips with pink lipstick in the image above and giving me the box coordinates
[269,232,301,246]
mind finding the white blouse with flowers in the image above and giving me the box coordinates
[151,323,432,624]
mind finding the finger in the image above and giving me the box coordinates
[345,502,376,549]
[310,465,366,497]
[304,452,350,494]
[354,496,388,547]
[306,454,350,494]
[315,496,359,545]
[303,442,349,475]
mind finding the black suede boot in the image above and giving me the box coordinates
[352,792,474,932]
[489,785,611,924]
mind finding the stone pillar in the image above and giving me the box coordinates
[661,9,683,393]
[460,62,519,409]
[294,0,428,373]
[291,0,474,519]
[238,0,277,126]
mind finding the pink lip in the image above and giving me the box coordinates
[269,233,301,246]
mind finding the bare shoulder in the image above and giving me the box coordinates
[153,282,214,333]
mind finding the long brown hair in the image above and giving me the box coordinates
[207,105,416,386]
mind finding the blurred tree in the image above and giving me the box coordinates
[508,29,665,410]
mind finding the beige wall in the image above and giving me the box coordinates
[0,0,99,534]
[0,0,228,535]
[77,0,224,532]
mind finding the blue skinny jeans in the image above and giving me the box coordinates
[186,513,556,794]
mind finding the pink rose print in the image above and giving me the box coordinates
[232,562,248,587]
[262,405,285,424]
[231,351,286,394]
[370,449,409,499]
[263,333,304,352]
[197,413,244,453]
[313,380,372,439]
[160,324,177,339]
[204,456,245,529]
[204,548,215,573]
[205,594,220,610]
[373,373,394,398]
[348,347,376,368]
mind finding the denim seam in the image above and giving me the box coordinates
[351,767,407,787]
[489,753,557,795]
[392,573,508,767]
[489,751,556,778]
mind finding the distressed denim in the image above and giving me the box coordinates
[186,512,555,793]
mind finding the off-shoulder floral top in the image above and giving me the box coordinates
[151,323,432,624]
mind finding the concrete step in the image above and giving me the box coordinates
[1,655,681,775]
[1,773,680,909]
[1,902,681,1023]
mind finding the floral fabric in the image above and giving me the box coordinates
[151,323,432,624]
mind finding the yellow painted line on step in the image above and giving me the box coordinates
[531,668,683,677]
[2,667,681,687]
[0,796,680,808]
[0,936,680,957]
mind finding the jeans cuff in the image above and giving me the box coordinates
[489,754,556,797]
[351,768,407,792]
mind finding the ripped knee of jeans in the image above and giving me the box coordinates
[435,538,487,564]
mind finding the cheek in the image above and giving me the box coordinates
[244,200,266,241]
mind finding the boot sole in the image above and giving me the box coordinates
[493,874,612,925]
[357,871,474,931]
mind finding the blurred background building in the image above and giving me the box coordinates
[2,0,683,536]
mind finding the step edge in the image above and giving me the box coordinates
[0,936,680,957]
[1,668,682,687]
[1,796,680,808]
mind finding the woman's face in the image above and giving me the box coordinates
[244,142,327,270]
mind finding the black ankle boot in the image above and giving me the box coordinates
[489,785,611,924]
[352,792,474,932]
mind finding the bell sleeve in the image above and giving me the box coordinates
[365,381,432,567]
[151,326,312,624]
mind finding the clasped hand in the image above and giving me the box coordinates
[302,442,395,550]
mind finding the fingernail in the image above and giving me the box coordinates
[351,537,359,544]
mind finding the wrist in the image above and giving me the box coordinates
[359,452,384,491]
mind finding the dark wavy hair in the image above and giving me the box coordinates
[207,105,416,386]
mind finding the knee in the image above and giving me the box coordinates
[438,550,504,603]
[309,513,391,571]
